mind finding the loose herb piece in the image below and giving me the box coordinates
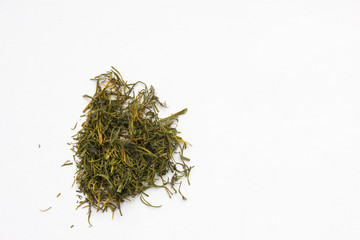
[40,207,52,212]
[70,225,74,228]
[56,193,61,198]
[72,67,192,224]
[61,160,73,167]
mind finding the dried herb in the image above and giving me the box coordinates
[40,207,52,212]
[71,67,192,224]
[61,160,73,167]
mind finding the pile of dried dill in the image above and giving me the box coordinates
[71,67,191,223]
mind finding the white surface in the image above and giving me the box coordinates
[1,0,360,239]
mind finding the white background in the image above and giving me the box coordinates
[1,0,360,239]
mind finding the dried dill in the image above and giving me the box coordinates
[71,67,192,224]
[39,207,52,212]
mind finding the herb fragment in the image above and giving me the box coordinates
[61,160,73,167]
[40,207,52,212]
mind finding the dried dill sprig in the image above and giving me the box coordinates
[71,67,192,224]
